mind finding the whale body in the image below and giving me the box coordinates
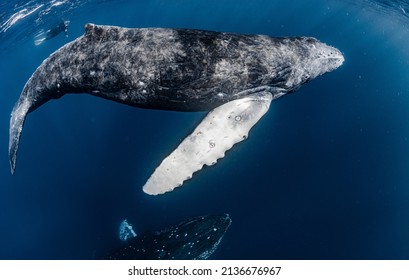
[9,24,344,194]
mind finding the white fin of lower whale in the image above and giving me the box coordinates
[143,91,273,195]
[119,219,137,242]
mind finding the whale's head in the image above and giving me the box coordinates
[268,37,344,92]
[299,37,344,81]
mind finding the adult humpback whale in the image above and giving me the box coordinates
[9,24,344,195]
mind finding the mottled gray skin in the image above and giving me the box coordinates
[9,24,344,173]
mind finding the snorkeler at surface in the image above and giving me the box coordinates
[34,20,70,45]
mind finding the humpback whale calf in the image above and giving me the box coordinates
[9,24,344,195]
[104,214,232,260]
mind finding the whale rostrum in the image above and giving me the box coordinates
[9,24,344,194]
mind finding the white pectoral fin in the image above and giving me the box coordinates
[143,91,273,195]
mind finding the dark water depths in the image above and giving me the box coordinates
[1,0,409,259]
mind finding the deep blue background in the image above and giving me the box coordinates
[1,0,409,259]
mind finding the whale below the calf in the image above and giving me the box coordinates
[9,24,344,195]
[104,214,232,260]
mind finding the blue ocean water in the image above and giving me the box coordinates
[1,0,409,259]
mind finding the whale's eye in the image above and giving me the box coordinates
[235,115,242,121]
[209,140,216,148]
